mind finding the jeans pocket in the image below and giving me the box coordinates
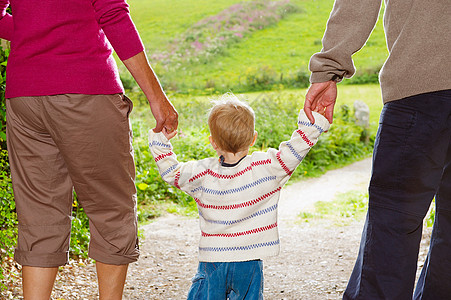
[371,103,417,189]
[187,271,206,300]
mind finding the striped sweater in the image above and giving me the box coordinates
[148,110,330,262]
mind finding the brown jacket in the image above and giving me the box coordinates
[309,0,451,103]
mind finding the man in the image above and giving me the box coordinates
[304,0,451,299]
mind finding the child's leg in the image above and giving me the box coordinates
[227,260,264,300]
[187,262,228,300]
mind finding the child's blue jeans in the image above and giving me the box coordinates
[187,260,264,300]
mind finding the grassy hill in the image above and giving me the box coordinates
[126,0,387,94]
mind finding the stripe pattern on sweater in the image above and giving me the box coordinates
[148,110,330,262]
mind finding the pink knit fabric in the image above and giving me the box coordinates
[0,0,144,98]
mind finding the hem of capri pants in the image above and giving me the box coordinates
[89,243,140,265]
[14,249,69,268]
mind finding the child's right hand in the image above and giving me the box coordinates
[161,127,177,140]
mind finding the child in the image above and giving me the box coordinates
[148,93,330,299]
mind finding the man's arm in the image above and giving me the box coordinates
[305,0,382,123]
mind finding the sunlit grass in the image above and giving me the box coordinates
[131,84,383,134]
[128,0,253,52]
[127,0,388,93]
[298,190,368,226]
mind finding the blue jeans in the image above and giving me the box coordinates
[187,260,264,300]
[343,90,451,300]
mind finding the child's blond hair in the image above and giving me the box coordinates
[208,93,255,154]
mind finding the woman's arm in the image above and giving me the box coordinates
[92,0,178,132]
[123,52,178,133]
[0,1,12,41]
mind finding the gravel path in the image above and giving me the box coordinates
[3,157,432,299]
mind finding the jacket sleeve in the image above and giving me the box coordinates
[92,0,144,60]
[0,1,12,41]
[309,0,383,83]
[148,130,197,193]
[267,110,330,180]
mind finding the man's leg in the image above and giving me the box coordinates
[414,118,451,299]
[22,267,58,300]
[343,91,451,299]
[96,262,129,300]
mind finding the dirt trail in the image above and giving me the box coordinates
[118,158,374,299]
[278,158,372,221]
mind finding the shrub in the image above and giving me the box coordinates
[0,41,14,291]
[1,42,9,148]
[345,65,382,85]
[0,150,16,291]
[70,196,91,259]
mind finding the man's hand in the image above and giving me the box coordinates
[304,81,337,124]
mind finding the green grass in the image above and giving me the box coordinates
[127,0,388,93]
[131,83,383,136]
[128,0,253,53]
[298,190,369,226]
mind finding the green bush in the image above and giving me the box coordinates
[0,150,16,291]
[0,41,14,291]
[1,42,9,147]
[70,196,91,259]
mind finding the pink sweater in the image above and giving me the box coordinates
[0,0,144,99]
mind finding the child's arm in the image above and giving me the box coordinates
[148,130,193,191]
[268,110,330,178]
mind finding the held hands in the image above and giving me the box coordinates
[304,81,337,124]
[161,127,177,140]
[149,93,179,135]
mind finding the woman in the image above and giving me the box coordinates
[0,0,177,299]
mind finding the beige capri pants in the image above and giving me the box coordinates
[6,94,139,267]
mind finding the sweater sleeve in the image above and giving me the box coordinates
[268,111,330,179]
[92,0,144,61]
[309,0,383,83]
[148,130,197,193]
[0,1,12,41]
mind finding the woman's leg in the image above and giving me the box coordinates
[96,262,129,300]
[22,267,58,300]
[6,97,73,297]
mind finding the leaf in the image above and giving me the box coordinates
[137,183,148,191]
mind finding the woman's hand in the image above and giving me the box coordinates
[123,51,179,133]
